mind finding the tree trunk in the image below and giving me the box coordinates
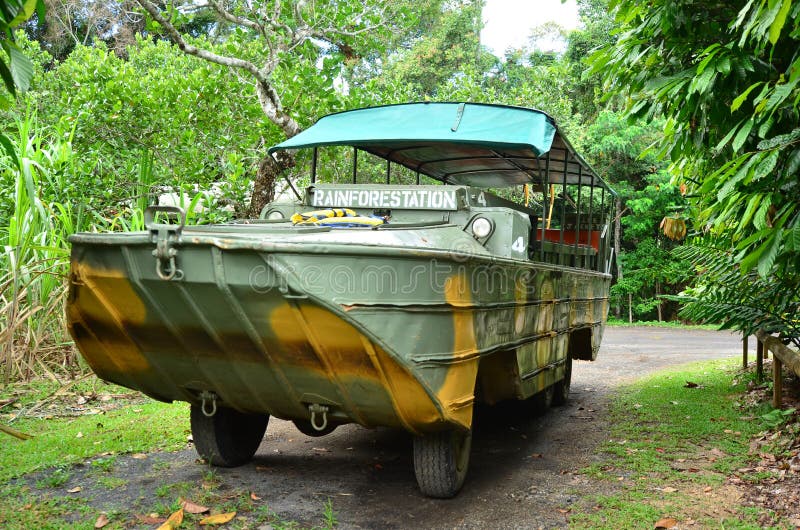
[614,198,622,280]
[615,197,624,320]
[628,292,633,323]
[248,151,296,218]
[656,280,662,322]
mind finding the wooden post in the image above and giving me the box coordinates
[773,356,783,409]
[756,339,764,382]
[742,335,748,368]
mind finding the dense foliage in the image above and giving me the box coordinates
[592,0,800,338]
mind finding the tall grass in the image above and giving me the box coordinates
[0,116,139,384]
[0,116,77,384]
[0,115,225,385]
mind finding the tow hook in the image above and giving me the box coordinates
[199,390,218,417]
[145,205,185,281]
[308,403,329,431]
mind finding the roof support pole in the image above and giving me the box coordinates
[560,154,568,248]
[352,148,358,184]
[386,159,391,184]
[311,147,318,184]
[573,165,583,268]
[598,187,606,272]
[540,152,550,262]
[587,180,595,268]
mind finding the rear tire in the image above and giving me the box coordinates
[552,356,572,406]
[190,405,268,467]
[413,428,472,498]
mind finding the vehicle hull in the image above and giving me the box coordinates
[67,229,609,434]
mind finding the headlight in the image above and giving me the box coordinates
[267,210,285,220]
[471,217,493,238]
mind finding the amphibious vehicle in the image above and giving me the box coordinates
[67,102,615,498]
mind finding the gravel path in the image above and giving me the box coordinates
[25,327,749,529]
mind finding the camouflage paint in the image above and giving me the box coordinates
[68,185,611,434]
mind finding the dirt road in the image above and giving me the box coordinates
[33,327,749,529]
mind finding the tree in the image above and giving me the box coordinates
[582,111,691,321]
[24,35,267,216]
[361,0,493,100]
[590,1,800,335]
[133,0,430,217]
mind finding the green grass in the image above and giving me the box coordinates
[0,399,189,482]
[0,376,338,529]
[606,318,720,330]
[571,358,789,529]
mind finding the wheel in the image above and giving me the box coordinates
[552,355,572,406]
[529,384,554,414]
[293,419,337,437]
[413,428,472,498]
[190,405,269,467]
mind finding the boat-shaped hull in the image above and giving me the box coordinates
[68,227,608,434]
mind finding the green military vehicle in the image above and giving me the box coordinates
[67,102,615,498]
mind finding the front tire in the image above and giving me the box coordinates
[190,405,269,467]
[413,428,472,498]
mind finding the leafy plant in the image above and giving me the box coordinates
[671,241,800,346]
[761,407,796,429]
[591,0,800,336]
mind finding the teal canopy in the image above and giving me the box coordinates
[270,102,609,190]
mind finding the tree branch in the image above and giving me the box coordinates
[136,0,267,85]
[203,0,263,34]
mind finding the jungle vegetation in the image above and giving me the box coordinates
[1,0,797,382]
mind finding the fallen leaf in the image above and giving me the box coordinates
[199,512,236,525]
[181,499,210,514]
[661,487,677,493]
[530,453,543,459]
[684,381,698,388]
[557,508,570,514]
[94,514,109,528]
[157,508,184,530]
[654,517,678,528]
[131,453,147,459]
[250,492,261,501]
[703,486,713,493]
[76,432,84,438]
[67,486,82,493]
[255,465,270,472]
